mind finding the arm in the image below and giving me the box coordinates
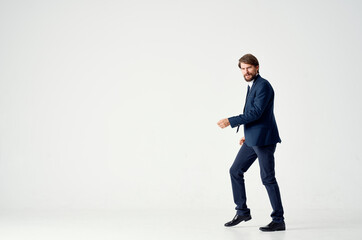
[228,82,273,128]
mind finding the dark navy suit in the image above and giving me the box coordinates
[228,74,284,222]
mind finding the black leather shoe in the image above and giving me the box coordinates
[224,214,252,227]
[259,221,286,231]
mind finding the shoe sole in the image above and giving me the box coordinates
[259,227,286,232]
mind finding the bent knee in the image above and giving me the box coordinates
[261,176,277,185]
[229,167,244,177]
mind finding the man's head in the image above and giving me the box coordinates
[238,54,259,82]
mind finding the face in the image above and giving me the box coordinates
[239,62,259,82]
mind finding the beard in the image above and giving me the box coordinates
[243,72,257,82]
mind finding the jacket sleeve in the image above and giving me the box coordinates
[228,82,273,128]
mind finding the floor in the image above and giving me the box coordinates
[0,208,361,240]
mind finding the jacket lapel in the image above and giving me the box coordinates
[243,74,261,113]
[249,74,261,94]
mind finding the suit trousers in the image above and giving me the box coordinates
[229,143,284,222]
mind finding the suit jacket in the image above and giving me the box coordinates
[228,74,281,147]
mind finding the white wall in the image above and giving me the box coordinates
[0,0,361,213]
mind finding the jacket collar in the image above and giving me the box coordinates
[248,74,261,91]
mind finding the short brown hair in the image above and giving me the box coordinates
[238,54,259,69]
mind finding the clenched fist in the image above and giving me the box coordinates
[217,118,230,129]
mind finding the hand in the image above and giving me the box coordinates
[217,118,230,129]
[239,137,245,145]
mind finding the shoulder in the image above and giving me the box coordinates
[255,76,273,91]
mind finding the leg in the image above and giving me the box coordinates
[253,144,284,222]
[229,143,258,216]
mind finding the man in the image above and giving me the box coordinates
[217,54,285,232]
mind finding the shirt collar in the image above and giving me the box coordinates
[248,80,254,88]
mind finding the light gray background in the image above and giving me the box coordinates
[1,0,362,218]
